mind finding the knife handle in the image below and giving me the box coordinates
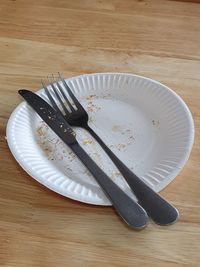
[85,125,179,225]
[70,143,148,229]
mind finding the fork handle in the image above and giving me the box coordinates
[70,142,148,229]
[84,125,179,225]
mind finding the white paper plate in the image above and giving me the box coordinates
[6,73,194,205]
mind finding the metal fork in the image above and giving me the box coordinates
[42,74,179,226]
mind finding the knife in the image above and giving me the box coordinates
[19,89,149,229]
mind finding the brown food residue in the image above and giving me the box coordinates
[37,125,44,137]
[36,122,76,162]
[112,125,122,132]
[111,171,121,180]
[38,141,53,157]
[110,126,135,150]
[86,94,96,101]
[83,139,93,145]
[87,103,101,113]
[116,144,126,151]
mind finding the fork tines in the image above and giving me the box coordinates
[41,74,83,116]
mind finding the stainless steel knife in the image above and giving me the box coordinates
[18,89,149,229]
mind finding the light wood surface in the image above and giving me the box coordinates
[0,0,200,266]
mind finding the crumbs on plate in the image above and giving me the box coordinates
[83,139,93,145]
[35,92,134,179]
[152,119,160,129]
[110,125,135,151]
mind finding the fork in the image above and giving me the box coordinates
[42,74,179,225]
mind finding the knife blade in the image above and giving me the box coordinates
[18,89,149,229]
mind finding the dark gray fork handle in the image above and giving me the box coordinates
[84,125,179,225]
[70,143,148,229]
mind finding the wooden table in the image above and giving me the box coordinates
[0,0,200,266]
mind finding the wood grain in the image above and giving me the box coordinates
[0,0,200,266]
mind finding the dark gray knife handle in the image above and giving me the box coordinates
[70,143,148,229]
[85,125,179,225]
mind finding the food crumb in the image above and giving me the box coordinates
[152,120,160,128]
[86,94,96,101]
[37,126,44,137]
[88,107,94,112]
[116,144,126,151]
[83,139,93,145]
[112,125,122,132]
[129,135,135,140]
